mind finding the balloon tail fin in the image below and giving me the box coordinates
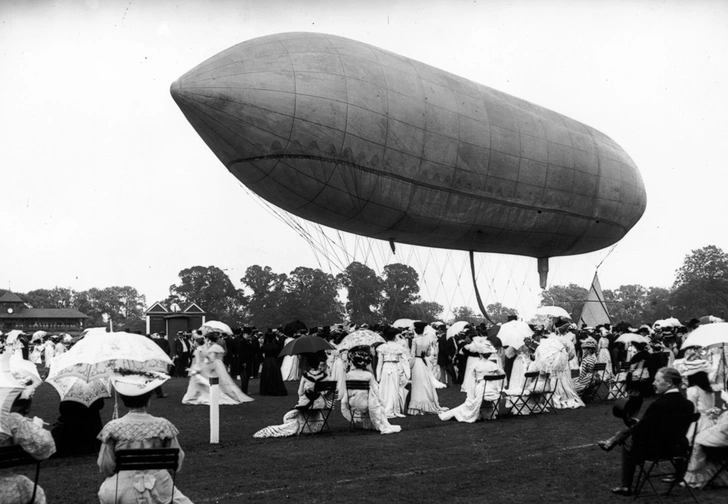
[538,257,549,289]
[470,250,494,324]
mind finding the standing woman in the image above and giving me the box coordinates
[376,327,410,418]
[97,370,193,504]
[407,322,447,415]
[530,334,584,409]
[259,332,288,396]
[596,328,613,377]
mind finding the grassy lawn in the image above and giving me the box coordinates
[25,377,727,503]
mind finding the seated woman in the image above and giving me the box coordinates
[574,337,599,394]
[685,394,728,488]
[253,353,335,438]
[97,369,193,504]
[439,340,504,423]
[182,333,253,405]
[341,348,401,434]
[0,393,56,504]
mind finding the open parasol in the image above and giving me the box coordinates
[48,331,173,383]
[200,320,233,336]
[337,329,385,351]
[493,320,534,349]
[46,376,112,407]
[534,306,572,320]
[392,319,416,330]
[615,333,649,345]
[446,321,470,339]
[279,335,335,357]
[681,323,728,350]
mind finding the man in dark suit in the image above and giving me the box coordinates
[174,331,192,377]
[599,367,695,496]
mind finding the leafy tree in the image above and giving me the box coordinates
[75,286,146,329]
[449,306,486,326]
[24,287,76,309]
[380,263,420,322]
[283,266,343,326]
[169,266,243,324]
[670,245,728,319]
[336,261,382,325]
[642,287,674,323]
[486,302,518,324]
[603,285,649,325]
[408,300,444,322]
[541,284,589,321]
[241,265,288,330]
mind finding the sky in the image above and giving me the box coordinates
[1,0,727,320]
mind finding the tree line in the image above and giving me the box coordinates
[4,245,726,332]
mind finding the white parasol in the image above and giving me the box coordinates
[446,321,470,339]
[392,319,416,330]
[46,376,112,407]
[681,323,728,350]
[654,317,681,329]
[200,320,233,336]
[534,306,572,320]
[48,331,173,383]
[615,333,649,345]
[494,320,534,349]
[31,331,49,343]
[337,329,385,351]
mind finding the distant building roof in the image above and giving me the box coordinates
[0,292,24,303]
[0,308,88,319]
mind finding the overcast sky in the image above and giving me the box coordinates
[1,0,727,319]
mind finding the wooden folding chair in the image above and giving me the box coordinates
[114,448,180,504]
[580,362,608,403]
[532,372,555,415]
[480,373,506,420]
[609,362,632,400]
[0,444,42,504]
[344,380,370,430]
[633,412,700,503]
[506,371,540,416]
[300,380,337,436]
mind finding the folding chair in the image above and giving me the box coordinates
[532,372,555,415]
[633,412,701,503]
[300,380,337,436]
[344,380,370,430]
[701,446,728,489]
[506,371,540,416]
[114,448,180,504]
[0,444,42,504]
[480,373,506,420]
[580,362,608,403]
[609,362,632,400]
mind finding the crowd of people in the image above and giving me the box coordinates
[0,314,727,502]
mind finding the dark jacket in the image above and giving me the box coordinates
[630,390,695,459]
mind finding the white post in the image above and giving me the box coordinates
[209,376,220,443]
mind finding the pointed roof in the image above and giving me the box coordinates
[0,291,23,303]
[184,302,205,313]
[145,301,169,314]
[579,272,611,327]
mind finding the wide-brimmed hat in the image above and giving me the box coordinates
[581,337,598,350]
[680,359,711,377]
[466,339,496,355]
[111,369,170,396]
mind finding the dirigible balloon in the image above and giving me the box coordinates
[171,32,646,285]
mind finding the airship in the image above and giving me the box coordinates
[171,32,646,287]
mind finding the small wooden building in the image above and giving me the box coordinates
[145,301,206,356]
[0,291,88,333]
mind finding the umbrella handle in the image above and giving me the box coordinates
[112,390,119,420]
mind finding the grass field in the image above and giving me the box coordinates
[24,376,727,503]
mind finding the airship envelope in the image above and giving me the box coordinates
[171,32,646,270]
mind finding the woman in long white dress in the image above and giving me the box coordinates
[280,335,301,381]
[342,350,402,434]
[460,334,489,396]
[376,329,410,418]
[505,344,532,393]
[439,340,504,423]
[407,326,447,415]
[182,334,253,405]
[596,332,613,380]
[253,354,335,438]
[530,334,584,409]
